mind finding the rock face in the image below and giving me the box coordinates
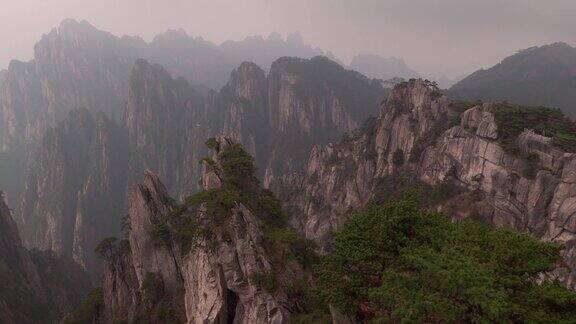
[18,108,128,274]
[0,191,92,323]
[215,62,269,167]
[273,79,576,288]
[273,79,454,245]
[0,19,134,155]
[125,59,209,195]
[103,137,301,323]
[0,19,138,228]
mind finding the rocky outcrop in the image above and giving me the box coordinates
[127,171,183,293]
[216,62,269,164]
[273,79,454,245]
[0,20,139,233]
[215,56,386,187]
[274,79,576,288]
[0,191,92,323]
[18,108,128,274]
[103,137,303,323]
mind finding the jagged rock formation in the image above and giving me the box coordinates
[18,108,128,274]
[0,19,137,219]
[15,54,383,277]
[215,56,386,187]
[273,79,456,244]
[0,191,92,323]
[127,55,386,195]
[449,42,576,116]
[101,137,305,323]
[0,21,382,273]
[220,32,326,72]
[273,79,576,288]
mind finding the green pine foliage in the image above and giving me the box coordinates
[63,288,103,324]
[250,272,279,293]
[315,195,576,323]
[149,141,316,268]
[493,103,576,153]
[94,237,118,258]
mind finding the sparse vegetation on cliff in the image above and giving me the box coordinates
[493,103,576,153]
[373,173,460,207]
[63,288,103,324]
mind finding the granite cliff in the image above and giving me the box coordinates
[215,56,386,187]
[18,108,128,275]
[273,79,576,288]
[124,59,209,195]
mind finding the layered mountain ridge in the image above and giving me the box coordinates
[3,19,576,323]
[15,50,384,274]
[0,18,339,212]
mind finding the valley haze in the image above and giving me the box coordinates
[1,1,576,323]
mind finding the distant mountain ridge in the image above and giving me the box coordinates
[349,54,419,81]
[449,42,576,116]
[15,54,385,276]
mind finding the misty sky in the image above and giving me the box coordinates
[1,0,575,78]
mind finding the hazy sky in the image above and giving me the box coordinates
[1,0,575,78]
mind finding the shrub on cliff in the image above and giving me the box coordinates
[493,103,576,153]
[316,195,576,323]
[63,288,103,324]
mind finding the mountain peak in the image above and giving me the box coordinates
[56,18,99,36]
[152,28,190,42]
[449,41,576,116]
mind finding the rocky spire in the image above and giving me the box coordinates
[127,170,183,293]
[102,139,305,323]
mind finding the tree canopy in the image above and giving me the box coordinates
[315,194,576,323]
